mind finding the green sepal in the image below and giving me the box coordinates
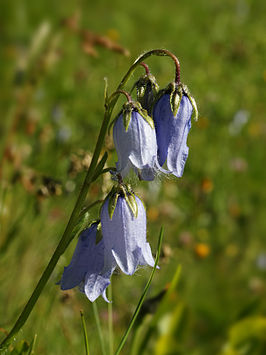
[170,87,182,117]
[134,101,154,129]
[188,94,198,121]
[134,192,146,211]
[136,74,159,97]
[124,192,138,218]
[95,223,103,244]
[123,108,132,132]
[108,191,119,220]
[137,82,145,98]
[181,84,198,121]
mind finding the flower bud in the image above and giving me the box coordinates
[135,73,159,115]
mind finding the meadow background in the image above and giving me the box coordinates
[0,0,266,354]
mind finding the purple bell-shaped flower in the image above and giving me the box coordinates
[113,101,159,181]
[101,186,155,275]
[60,223,111,302]
[153,82,198,177]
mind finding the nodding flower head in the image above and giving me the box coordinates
[113,101,160,181]
[100,184,155,276]
[60,185,155,303]
[153,82,198,177]
[60,223,111,302]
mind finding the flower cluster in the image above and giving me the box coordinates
[60,52,197,302]
[60,185,154,301]
[114,78,197,181]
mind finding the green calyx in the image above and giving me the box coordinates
[135,74,159,99]
[169,82,183,117]
[107,183,138,220]
[122,102,133,132]
[120,101,155,132]
[181,84,199,121]
[95,222,103,244]
[157,82,198,120]
[108,190,120,220]
[134,101,155,129]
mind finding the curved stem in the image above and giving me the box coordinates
[140,62,150,75]
[112,49,181,95]
[107,49,181,120]
[108,89,132,104]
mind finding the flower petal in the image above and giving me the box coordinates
[101,194,154,275]
[84,271,111,302]
[113,111,158,180]
[153,94,193,177]
[153,94,172,166]
[166,96,192,177]
[112,247,141,275]
[60,224,104,290]
[139,242,155,267]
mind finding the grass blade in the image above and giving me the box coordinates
[114,226,164,355]
[108,283,114,355]
[80,310,90,355]
[92,302,107,355]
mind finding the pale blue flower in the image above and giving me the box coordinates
[101,194,155,275]
[60,223,111,302]
[60,192,155,302]
[113,109,159,181]
[153,94,193,177]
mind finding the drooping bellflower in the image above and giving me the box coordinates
[60,186,155,302]
[113,102,159,181]
[153,82,198,177]
[60,223,111,302]
[100,187,155,275]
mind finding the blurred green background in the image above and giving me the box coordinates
[0,0,266,354]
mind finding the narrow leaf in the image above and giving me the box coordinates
[114,227,164,355]
[92,302,107,355]
[27,335,37,355]
[92,152,108,182]
[104,77,108,104]
[80,311,90,355]
[108,193,119,220]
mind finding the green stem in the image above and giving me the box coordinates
[107,281,113,355]
[114,49,181,92]
[92,302,107,355]
[80,310,90,355]
[0,49,175,349]
[0,110,111,349]
[79,199,104,217]
[114,227,164,355]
